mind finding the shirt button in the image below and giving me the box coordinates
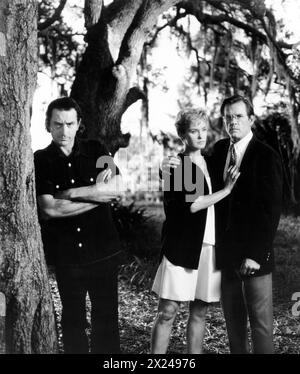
[77,227,81,232]
[71,179,75,184]
[90,177,94,182]
[78,243,83,248]
[68,163,72,167]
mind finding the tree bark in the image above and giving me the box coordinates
[0,0,57,353]
[71,0,179,155]
[69,0,300,204]
[38,0,67,31]
[71,0,300,156]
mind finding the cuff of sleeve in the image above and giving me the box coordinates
[244,247,265,265]
[36,182,55,196]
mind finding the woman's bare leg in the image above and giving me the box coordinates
[151,298,180,353]
[187,299,209,354]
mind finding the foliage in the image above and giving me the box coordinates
[273,215,300,300]
[166,6,276,104]
[253,112,298,210]
[36,0,300,205]
[38,0,82,86]
[150,130,184,155]
[112,202,162,288]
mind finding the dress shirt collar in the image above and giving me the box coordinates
[232,130,253,157]
[47,137,85,158]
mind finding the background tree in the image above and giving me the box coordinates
[0,0,57,353]
[37,0,300,149]
[38,0,82,93]
[37,0,300,207]
[157,1,300,206]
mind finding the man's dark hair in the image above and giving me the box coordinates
[220,94,254,117]
[45,97,83,132]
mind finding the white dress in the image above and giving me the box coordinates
[152,157,221,303]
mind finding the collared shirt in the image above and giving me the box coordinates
[34,138,121,266]
[223,131,253,180]
[203,172,215,246]
[193,156,215,246]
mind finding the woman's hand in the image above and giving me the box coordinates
[224,165,240,192]
[97,168,112,184]
[161,156,181,176]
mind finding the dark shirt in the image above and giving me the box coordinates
[161,153,209,269]
[34,138,121,266]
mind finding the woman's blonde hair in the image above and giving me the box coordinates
[175,109,208,139]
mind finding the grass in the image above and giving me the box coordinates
[50,205,300,354]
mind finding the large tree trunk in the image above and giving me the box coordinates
[71,0,179,155]
[69,0,300,163]
[0,0,57,353]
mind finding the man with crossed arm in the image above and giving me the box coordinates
[34,97,123,354]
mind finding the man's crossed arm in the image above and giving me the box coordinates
[38,170,124,220]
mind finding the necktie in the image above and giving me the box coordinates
[228,143,237,169]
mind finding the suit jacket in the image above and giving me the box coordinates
[161,153,209,269]
[208,135,283,275]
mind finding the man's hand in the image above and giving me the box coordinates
[240,258,261,276]
[161,156,180,176]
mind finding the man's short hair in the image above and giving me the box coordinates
[45,97,83,132]
[175,108,209,138]
[220,95,254,118]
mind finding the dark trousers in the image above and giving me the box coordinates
[55,256,120,354]
[221,271,273,354]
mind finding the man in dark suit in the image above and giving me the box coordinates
[209,95,283,353]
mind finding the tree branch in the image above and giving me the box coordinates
[84,0,103,29]
[178,1,297,50]
[117,0,180,76]
[145,11,187,48]
[38,0,68,31]
[124,86,146,112]
[179,2,266,42]
[105,0,144,27]
[203,0,231,14]
[104,0,144,62]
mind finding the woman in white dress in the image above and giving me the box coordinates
[151,109,240,354]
